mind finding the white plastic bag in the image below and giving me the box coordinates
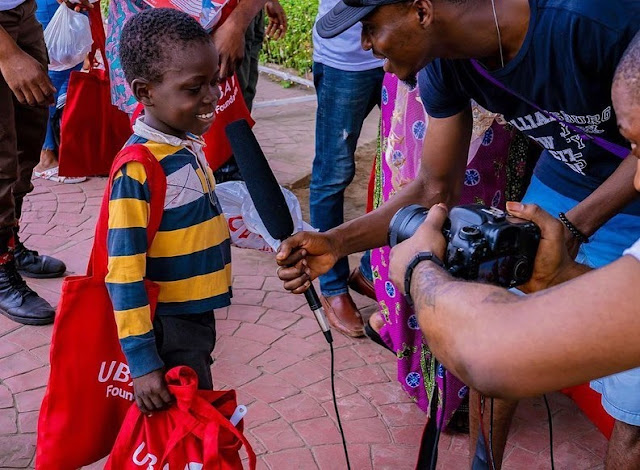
[216,181,315,252]
[43,3,93,72]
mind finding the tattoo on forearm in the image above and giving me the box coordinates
[481,290,526,304]
[412,262,455,308]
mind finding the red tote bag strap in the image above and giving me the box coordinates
[88,144,166,278]
[87,6,107,69]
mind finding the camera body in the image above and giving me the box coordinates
[388,204,541,287]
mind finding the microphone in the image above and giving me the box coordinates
[225,119,333,344]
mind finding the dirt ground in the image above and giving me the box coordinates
[291,140,377,223]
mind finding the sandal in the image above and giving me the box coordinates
[33,166,87,184]
[364,318,393,352]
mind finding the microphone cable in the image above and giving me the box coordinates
[429,362,447,470]
[489,398,497,470]
[543,394,556,470]
[330,341,351,470]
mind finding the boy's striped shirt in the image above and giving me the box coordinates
[106,129,231,378]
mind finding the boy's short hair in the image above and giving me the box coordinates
[615,31,640,105]
[120,8,212,85]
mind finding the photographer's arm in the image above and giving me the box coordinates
[410,256,640,399]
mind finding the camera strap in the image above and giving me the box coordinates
[470,59,630,159]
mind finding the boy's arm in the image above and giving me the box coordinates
[105,162,172,412]
[0,25,55,106]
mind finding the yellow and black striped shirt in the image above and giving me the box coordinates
[105,131,231,378]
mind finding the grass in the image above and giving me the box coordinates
[260,0,318,76]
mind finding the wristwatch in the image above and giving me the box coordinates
[404,251,445,308]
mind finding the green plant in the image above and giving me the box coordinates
[260,0,318,76]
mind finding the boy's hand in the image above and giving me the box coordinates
[132,369,173,414]
[0,48,55,106]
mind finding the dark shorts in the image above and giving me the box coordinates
[153,311,216,390]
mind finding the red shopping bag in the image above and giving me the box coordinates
[106,366,256,470]
[58,7,132,177]
[202,72,254,170]
[36,144,167,470]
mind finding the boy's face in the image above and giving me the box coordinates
[140,40,221,137]
[612,82,640,190]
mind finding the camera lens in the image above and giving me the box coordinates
[388,204,428,247]
[512,258,531,284]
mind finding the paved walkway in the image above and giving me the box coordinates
[0,76,607,469]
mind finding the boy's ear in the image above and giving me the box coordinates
[131,78,153,107]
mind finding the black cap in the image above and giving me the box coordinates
[316,0,405,38]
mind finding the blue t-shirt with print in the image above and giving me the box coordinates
[418,0,640,214]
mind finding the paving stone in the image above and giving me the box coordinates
[389,424,425,445]
[257,309,300,330]
[233,275,265,290]
[226,304,266,323]
[243,374,300,404]
[0,383,14,408]
[0,352,43,380]
[276,361,329,389]
[284,317,324,339]
[232,289,266,306]
[251,347,304,375]
[251,418,304,453]
[312,443,372,470]
[272,393,326,423]
[20,223,52,236]
[312,346,366,371]
[340,364,390,387]
[378,402,425,427]
[242,400,279,428]
[215,319,241,337]
[0,407,17,434]
[3,367,49,394]
[358,381,414,407]
[270,334,326,358]
[18,410,38,434]
[215,336,269,364]
[211,359,261,388]
[261,291,307,312]
[322,392,378,421]
[502,446,552,470]
[14,387,45,413]
[3,327,49,351]
[343,417,392,444]
[293,416,342,446]
[371,444,420,470]
[0,315,20,337]
[261,447,317,470]
[234,323,284,345]
[0,341,21,360]
[304,376,357,403]
[0,434,35,467]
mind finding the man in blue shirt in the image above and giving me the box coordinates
[277,0,640,468]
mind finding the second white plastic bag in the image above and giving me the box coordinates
[44,3,93,71]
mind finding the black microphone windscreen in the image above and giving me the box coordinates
[225,119,295,241]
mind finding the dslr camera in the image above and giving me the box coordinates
[388,204,540,287]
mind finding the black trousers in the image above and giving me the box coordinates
[153,312,217,390]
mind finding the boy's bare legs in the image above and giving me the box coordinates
[469,389,518,468]
[605,420,640,470]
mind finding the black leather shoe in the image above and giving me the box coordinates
[0,259,55,325]
[14,242,66,278]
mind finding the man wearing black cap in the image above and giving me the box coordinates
[277,0,640,468]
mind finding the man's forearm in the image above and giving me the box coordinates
[229,0,267,32]
[411,257,640,398]
[566,153,639,236]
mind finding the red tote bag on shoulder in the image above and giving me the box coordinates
[36,145,166,469]
[58,7,132,177]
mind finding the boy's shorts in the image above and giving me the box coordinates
[522,176,640,425]
[153,311,216,390]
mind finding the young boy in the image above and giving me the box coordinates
[107,8,231,413]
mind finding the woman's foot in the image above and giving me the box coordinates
[33,149,57,174]
[33,166,87,184]
[364,311,393,352]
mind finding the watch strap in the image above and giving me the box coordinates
[404,251,445,308]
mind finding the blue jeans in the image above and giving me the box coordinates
[36,0,82,152]
[310,62,383,296]
[522,176,640,425]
